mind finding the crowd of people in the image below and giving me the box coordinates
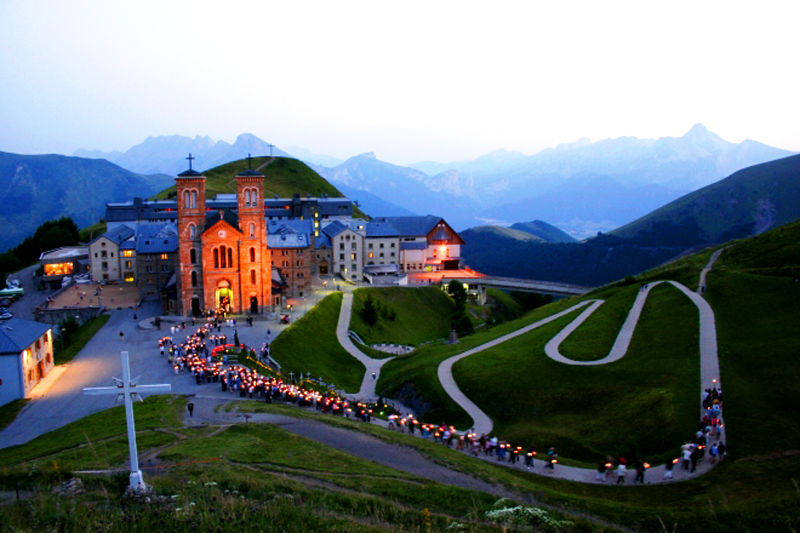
[160,318,727,484]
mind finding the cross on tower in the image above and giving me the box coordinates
[267,143,275,158]
[186,153,195,171]
[246,153,253,169]
[83,351,171,491]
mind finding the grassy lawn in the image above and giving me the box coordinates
[270,293,365,393]
[55,314,110,365]
[349,286,454,346]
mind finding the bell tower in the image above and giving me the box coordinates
[176,153,206,316]
[236,155,271,314]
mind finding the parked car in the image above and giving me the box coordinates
[0,307,13,320]
[0,298,11,307]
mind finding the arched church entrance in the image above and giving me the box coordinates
[250,296,258,314]
[319,260,329,275]
[216,280,233,313]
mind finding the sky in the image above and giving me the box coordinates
[1,0,798,165]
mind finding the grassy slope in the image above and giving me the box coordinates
[349,286,454,345]
[0,397,571,532]
[270,293,365,393]
[454,282,699,464]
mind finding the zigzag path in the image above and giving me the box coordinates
[432,248,725,484]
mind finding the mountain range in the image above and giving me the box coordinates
[462,154,800,286]
[72,125,794,238]
[74,133,291,177]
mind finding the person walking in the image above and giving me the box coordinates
[616,461,627,484]
[187,402,194,417]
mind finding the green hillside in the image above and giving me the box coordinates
[153,156,366,218]
[612,153,800,245]
[511,220,577,243]
[269,293,364,393]
[350,286,455,346]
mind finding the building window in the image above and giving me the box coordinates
[351,253,356,260]
[339,254,344,260]
[351,242,356,250]
[160,253,168,260]
[101,262,108,271]
[190,248,196,264]
[249,247,255,262]
[214,248,219,268]
[391,242,395,248]
[368,243,373,249]
[189,224,197,240]
[161,264,169,272]
[368,252,374,258]
[227,247,233,268]
[250,269,256,284]
[125,260,132,269]
[191,271,197,287]
[101,250,107,258]
[249,223,255,238]
[379,243,384,248]
[146,265,153,273]
[296,260,302,267]
[122,250,133,257]
[282,261,288,267]
[339,243,344,250]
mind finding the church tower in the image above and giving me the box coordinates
[236,156,271,314]
[176,154,206,316]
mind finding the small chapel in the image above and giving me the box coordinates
[176,156,274,316]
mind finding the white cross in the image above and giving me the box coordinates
[83,351,171,491]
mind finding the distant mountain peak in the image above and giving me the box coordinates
[356,152,376,160]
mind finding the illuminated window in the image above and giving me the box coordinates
[368,252,374,258]
[124,261,132,269]
[160,253,168,260]
[124,274,135,283]
[122,250,133,257]
[44,263,74,276]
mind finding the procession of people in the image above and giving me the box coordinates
[160,316,726,484]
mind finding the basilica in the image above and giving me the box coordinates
[175,162,273,316]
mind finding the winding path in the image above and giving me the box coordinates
[432,257,724,483]
[336,292,395,400]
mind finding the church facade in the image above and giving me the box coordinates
[176,165,273,316]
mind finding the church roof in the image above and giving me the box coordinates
[177,169,202,177]
[204,210,239,232]
[0,318,50,355]
[237,169,263,177]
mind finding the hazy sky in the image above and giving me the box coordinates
[1,0,798,165]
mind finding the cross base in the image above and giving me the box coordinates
[129,470,148,492]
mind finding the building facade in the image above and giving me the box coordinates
[0,318,54,407]
[175,166,273,316]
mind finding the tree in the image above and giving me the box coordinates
[360,294,379,326]
[448,280,467,312]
